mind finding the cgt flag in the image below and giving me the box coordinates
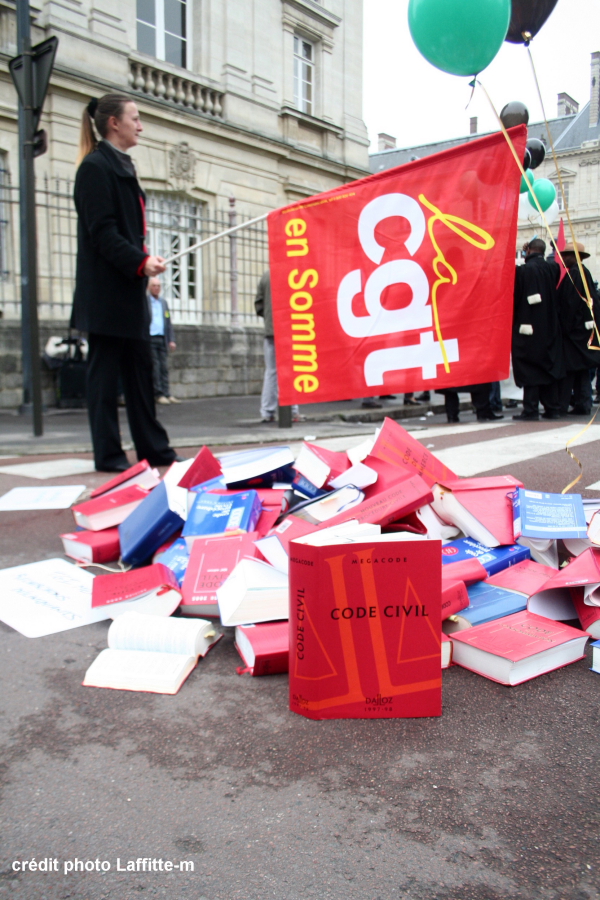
[268,125,527,405]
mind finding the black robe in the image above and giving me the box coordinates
[512,253,564,386]
[558,263,600,372]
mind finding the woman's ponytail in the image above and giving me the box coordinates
[76,94,129,167]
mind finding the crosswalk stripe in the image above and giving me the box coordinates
[435,424,600,477]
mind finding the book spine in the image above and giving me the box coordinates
[288,540,319,716]
[510,489,521,540]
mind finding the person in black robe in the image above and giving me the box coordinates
[512,239,564,421]
[557,242,600,415]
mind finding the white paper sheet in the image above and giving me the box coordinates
[0,459,95,480]
[0,485,86,510]
[0,558,106,638]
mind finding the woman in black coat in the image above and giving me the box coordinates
[72,93,179,472]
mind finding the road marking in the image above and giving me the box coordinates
[435,425,600,477]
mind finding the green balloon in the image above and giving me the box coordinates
[520,169,535,193]
[408,0,511,77]
[527,178,557,212]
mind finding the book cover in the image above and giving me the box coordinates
[450,610,588,685]
[235,621,289,676]
[119,480,187,566]
[512,488,587,540]
[91,563,182,617]
[441,538,530,575]
[441,579,469,620]
[288,537,442,720]
[570,588,600,639]
[153,536,190,586]
[528,548,600,620]
[182,490,262,547]
[217,557,289,626]
[72,484,150,531]
[89,460,160,498]
[294,442,350,488]
[180,532,259,616]
[443,580,529,633]
[441,557,488,585]
[255,515,318,572]
[177,445,222,490]
[370,417,456,487]
[292,471,327,499]
[360,456,415,500]
[312,476,433,533]
[219,446,295,486]
[60,527,121,564]
[434,475,522,547]
[486,559,558,596]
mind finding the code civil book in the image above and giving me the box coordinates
[288,534,442,720]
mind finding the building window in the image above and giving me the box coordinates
[146,193,202,323]
[137,0,187,69]
[555,182,570,211]
[294,36,314,115]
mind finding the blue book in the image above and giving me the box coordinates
[189,475,227,493]
[512,488,587,540]
[119,480,187,566]
[153,537,190,586]
[220,447,295,487]
[591,640,600,674]
[441,538,530,575]
[292,471,327,500]
[446,580,528,631]
[182,490,262,547]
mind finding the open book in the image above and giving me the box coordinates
[83,612,221,694]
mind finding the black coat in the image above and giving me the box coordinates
[512,253,564,386]
[71,141,150,340]
[558,263,600,371]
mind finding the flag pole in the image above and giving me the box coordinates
[162,211,269,265]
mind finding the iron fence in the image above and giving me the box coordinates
[0,170,269,327]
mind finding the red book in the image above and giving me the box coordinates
[450,610,588,685]
[255,515,318,571]
[433,475,523,547]
[90,460,160,498]
[441,558,488,585]
[177,445,222,489]
[294,442,350,488]
[313,475,433,533]
[486,559,558,595]
[528,547,600,620]
[91,563,182,617]
[288,536,442,719]
[361,456,415,500]
[570,588,600,639]
[441,579,469,620]
[235,621,289,676]
[60,528,120,564]
[72,484,150,531]
[180,532,259,617]
[370,417,456,487]
[255,507,281,537]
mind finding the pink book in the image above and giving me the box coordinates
[90,460,160,498]
[434,475,523,547]
[72,484,150,531]
[177,446,222,489]
[91,563,181,617]
[180,532,260,617]
[528,548,600,620]
[370,417,456,487]
[450,610,588,685]
[441,579,469,621]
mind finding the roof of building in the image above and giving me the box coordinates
[369,113,582,173]
[553,101,600,150]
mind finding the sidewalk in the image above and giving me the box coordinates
[0,393,486,456]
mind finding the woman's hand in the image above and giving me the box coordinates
[143,256,166,276]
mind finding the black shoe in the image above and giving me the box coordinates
[512,412,539,421]
[447,415,460,423]
[96,461,130,473]
[361,399,382,408]
[404,398,421,406]
[504,399,519,409]
[541,411,562,419]
[416,392,431,401]
[379,394,396,399]
[568,407,591,416]
[477,412,504,421]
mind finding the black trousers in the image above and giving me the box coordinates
[87,333,176,471]
[444,383,492,419]
[558,370,593,415]
[522,382,560,417]
[150,334,170,397]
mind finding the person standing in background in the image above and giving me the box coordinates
[557,242,600,415]
[511,239,564,421]
[255,270,301,423]
[71,93,181,472]
[147,276,180,405]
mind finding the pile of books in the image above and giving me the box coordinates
[2,417,599,715]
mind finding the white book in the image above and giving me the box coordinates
[255,520,380,573]
[83,612,220,694]
[517,536,558,568]
[217,558,289,626]
[219,446,294,486]
[293,444,331,488]
[328,462,378,490]
[415,504,460,541]
[292,485,365,524]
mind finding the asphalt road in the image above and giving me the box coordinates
[1,419,599,900]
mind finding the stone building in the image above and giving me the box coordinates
[0,0,369,406]
[369,52,600,280]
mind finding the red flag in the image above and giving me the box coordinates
[268,126,527,405]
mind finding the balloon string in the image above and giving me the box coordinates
[476,78,599,494]
[562,404,600,494]
[525,44,600,352]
